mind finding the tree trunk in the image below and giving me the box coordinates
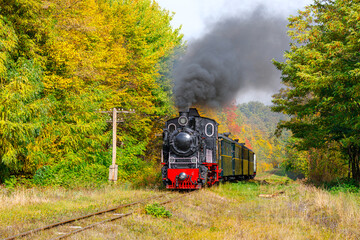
[355,149,360,182]
[348,144,360,182]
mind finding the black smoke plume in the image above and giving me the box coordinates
[173,7,289,110]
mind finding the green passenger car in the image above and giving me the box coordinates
[218,133,256,180]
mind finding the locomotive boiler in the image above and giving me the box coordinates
[161,108,256,189]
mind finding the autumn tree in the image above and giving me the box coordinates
[38,0,182,185]
[0,0,51,182]
[0,0,183,185]
[272,0,360,181]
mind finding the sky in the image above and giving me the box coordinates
[155,0,314,105]
[156,0,313,41]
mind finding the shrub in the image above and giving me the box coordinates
[323,178,360,193]
[145,203,172,218]
[33,163,108,188]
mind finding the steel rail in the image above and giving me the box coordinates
[49,192,192,240]
[3,194,166,240]
[49,213,133,240]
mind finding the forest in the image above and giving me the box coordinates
[0,0,183,186]
[272,0,360,184]
[0,0,359,187]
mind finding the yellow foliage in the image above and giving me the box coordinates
[257,162,273,173]
[0,0,183,183]
[0,16,17,76]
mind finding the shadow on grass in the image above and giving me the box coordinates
[269,168,305,181]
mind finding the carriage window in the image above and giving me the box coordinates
[168,123,176,133]
[243,149,249,160]
[205,123,214,137]
[222,141,231,155]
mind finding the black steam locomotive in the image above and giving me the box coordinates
[161,108,256,189]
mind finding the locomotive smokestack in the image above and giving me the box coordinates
[178,108,200,121]
[179,110,189,118]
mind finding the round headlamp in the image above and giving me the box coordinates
[178,116,188,126]
[178,172,188,181]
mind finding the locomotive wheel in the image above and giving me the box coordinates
[199,165,208,187]
[203,170,208,188]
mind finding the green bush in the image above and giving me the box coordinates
[33,163,109,188]
[323,178,359,193]
[145,203,172,218]
[4,175,17,189]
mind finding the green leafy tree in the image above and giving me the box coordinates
[34,0,182,185]
[272,0,360,181]
[0,0,50,181]
[0,0,183,185]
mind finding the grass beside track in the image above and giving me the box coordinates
[1,173,360,240]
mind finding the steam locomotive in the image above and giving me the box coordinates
[161,108,256,189]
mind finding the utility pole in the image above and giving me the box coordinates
[100,108,135,182]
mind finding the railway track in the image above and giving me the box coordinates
[3,192,191,240]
